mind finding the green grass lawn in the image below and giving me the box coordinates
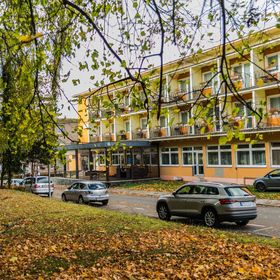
[1,189,280,279]
[118,180,280,200]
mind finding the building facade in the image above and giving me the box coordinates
[72,27,280,184]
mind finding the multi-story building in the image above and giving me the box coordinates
[66,27,280,184]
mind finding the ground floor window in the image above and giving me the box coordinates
[207,145,232,166]
[236,143,266,166]
[271,142,280,166]
[182,147,193,165]
[143,148,158,165]
[161,147,179,165]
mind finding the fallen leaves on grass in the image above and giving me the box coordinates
[0,190,280,279]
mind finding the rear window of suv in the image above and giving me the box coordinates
[225,187,251,197]
[37,177,52,183]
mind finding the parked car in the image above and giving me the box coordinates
[11,178,24,187]
[21,176,54,196]
[61,181,109,205]
[253,169,280,192]
[156,182,257,227]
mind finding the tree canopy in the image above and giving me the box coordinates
[0,0,279,182]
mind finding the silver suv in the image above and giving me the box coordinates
[156,182,257,227]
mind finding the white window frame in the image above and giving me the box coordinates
[268,94,280,115]
[159,116,168,128]
[266,53,279,73]
[202,71,213,88]
[160,147,179,166]
[178,79,190,93]
[233,100,253,128]
[140,117,147,130]
[207,145,232,167]
[124,120,130,132]
[236,143,266,167]
[182,147,194,166]
[231,62,251,87]
[270,142,280,167]
[143,148,158,166]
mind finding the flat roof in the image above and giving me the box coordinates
[61,140,153,150]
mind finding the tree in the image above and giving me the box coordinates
[0,0,279,184]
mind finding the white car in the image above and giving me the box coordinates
[21,176,54,196]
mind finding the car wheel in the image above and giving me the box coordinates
[78,196,84,204]
[157,203,171,221]
[235,220,249,226]
[102,200,108,206]
[256,182,266,192]
[203,209,219,227]
[62,194,67,202]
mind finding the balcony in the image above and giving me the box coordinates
[255,70,279,87]
[117,131,130,140]
[132,129,148,140]
[90,134,101,142]
[150,127,168,138]
[102,133,115,141]
[169,91,190,103]
[170,124,189,136]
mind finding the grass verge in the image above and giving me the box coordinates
[0,189,280,279]
[118,180,280,200]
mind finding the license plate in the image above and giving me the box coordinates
[240,201,254,207]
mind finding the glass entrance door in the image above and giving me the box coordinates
[193,147,204,176]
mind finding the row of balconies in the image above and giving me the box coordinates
[89,114,280,143]
[88,70,280,120]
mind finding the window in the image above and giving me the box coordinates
[88,183,106,190]
[124,95,130,106]
[234,101,253,128]
[268,169,280,177]
[271,143,280,166]
[161,147,179,165]
[267,54,279,72]
[236,144,266,166]
[143,148,158,165]
[176,185,193,194]
[181,111,190,124]
[207,145,232,166]
[182,147,193,165]
[269,96,280,114]
[110,123,115,134]
[225,187,251,196]
[159,116,167,128]
[124,121,130,132]
[231,63,250,88]
[178,79,190,93]
[203,72,212,85]
[140,118,147,130]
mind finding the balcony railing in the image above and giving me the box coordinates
[150,127,168,138]
[102,133,115,141]
[117,132,130,140]
[132,129,148,140]
[255,70,279,86]
[170,124,189,136]
[90,134,101,142]
[169,91,190,103]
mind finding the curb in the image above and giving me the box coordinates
[108,188,280,207]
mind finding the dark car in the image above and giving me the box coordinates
[253,169,280,192]
[156,182,257,227]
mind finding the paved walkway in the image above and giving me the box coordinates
[108,188,280,207]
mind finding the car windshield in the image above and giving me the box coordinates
[37,177,52,183]
[88,183,106,190]
[225,187,252,196]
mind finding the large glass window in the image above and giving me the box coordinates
[234,101,253,128]
[140,118,147,129]
[161,147,179,165]
[271,143,280,166]
[236,144,266,166]
[182,147,193,165]
[207,145,232,166]
[178,79,190,93]
[124,121,130,132]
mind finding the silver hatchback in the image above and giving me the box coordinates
[156,182,257,227]
[62,181,109,205]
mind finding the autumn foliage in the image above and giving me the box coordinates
[0,190,280,279]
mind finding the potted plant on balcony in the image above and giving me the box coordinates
[136,127,143,138]
[153,126,161,137]
[118,129,127,140]
[269,108,279,116]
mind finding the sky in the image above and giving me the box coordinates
[58,0,279,119]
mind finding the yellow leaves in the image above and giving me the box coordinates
[18,32,43,43]
[9,256,18,262]
[238,267,245,274]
